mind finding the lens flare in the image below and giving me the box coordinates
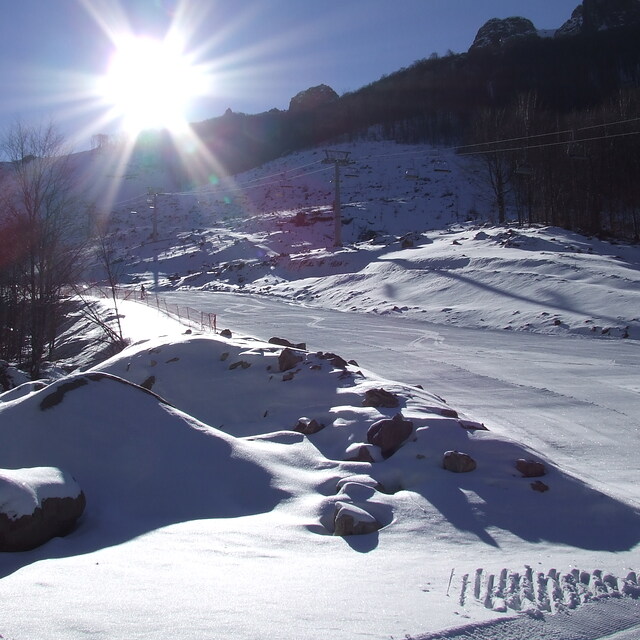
[99,35,207,135]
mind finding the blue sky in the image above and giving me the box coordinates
[0,0,580,148]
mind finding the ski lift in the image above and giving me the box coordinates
[344,167,360,178]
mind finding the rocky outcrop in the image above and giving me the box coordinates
[288,84,338,113]
[557,0,640,37]
[556,4,585,37]
[469,17,539,51]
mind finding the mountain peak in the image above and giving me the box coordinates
[469,16,539,51]
[288,84,338,113]
[556,0,640,37]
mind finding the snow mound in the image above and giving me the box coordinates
[0,371,289,534]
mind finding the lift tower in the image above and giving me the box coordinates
[322,149,354,248]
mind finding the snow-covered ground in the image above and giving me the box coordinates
[0,139,639,639]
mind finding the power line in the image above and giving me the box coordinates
[457,129,640,157]
[364,115,640,160]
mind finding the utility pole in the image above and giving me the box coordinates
[147,188,158,243]
[148,188,159,288]
[322,149,353,248]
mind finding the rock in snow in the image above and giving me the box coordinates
[442,450,477,473]
[293,417,325,435]
[362,387,400,408]
[515,458,547,478]
[366,413,414,459]
[0,467,85,552]
[333,501,381,536]
[278,347,304,372]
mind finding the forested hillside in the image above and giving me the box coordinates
[189,23,640,239]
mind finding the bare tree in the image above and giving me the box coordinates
[94,230,126,343]
[0,122,84,378]
[471,108,514,224]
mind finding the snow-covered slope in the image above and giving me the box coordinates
[86,139,640,340]
[0,137,639,640]
[0,309,639,639]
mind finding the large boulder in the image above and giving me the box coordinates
[0,467,86,552]
[366,413,413,459]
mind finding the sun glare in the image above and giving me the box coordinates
[99,36,207,135]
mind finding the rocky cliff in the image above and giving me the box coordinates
[556,0,640,37]
[469,17,538,51]
[288,84,339,113]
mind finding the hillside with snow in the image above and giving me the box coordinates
[83,139,639,341]
[0,137,639,639]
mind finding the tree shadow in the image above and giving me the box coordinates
[396,421,640,551]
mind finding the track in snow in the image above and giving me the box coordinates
[460,567,640,614]
[410,567,640,640]
[416,568,640,640]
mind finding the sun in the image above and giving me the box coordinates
[99,36,207,135]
